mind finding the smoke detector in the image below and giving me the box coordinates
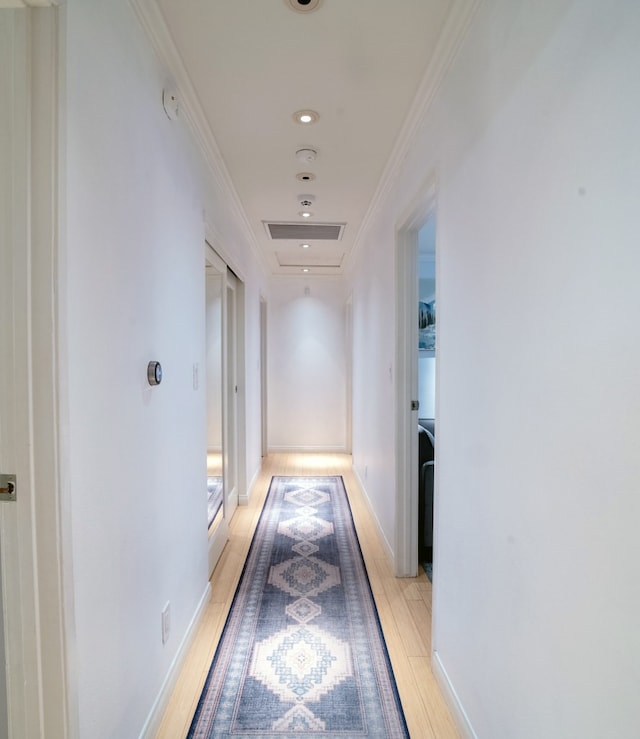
[286,0,322,13]
[162,88,179,120]
[296,148,317,164]
[298,194,315,207]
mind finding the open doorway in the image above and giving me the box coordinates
[417,217,436,579]
[394,176,437,577]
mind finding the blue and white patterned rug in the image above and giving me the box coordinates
[188,476,409,738]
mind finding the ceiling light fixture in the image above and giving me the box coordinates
[296,172,316,183]
[286,0,322,13]
[302,268,310,273]
[299,211,313,218]
[300,243,310,249]
[293,109,319,125]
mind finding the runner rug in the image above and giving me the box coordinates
[188,475,409,738]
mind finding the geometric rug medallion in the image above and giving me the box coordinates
[188,476,409,737]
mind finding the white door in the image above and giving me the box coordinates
[224,270,239,520]
[205,247,229,575]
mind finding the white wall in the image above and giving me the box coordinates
[351,246,397,549]
[350,0,640,736]
[268,277,347,451]
[62,0,265,735]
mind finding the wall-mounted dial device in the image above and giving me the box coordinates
[147,361,162,386]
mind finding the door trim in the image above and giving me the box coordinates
[345,295,354,455]
[260,297,268,458]
[394,175,438,577]
[0,7,70,736]
[204,245,229,576]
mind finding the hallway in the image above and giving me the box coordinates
[3,2,638,735]
[156,455,458,739]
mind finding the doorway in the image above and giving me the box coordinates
[204,245,246,575]
[417,217,436,576]
[224,269,239,520]
[260,297,268,457]
[205,247,228,574]
[395,177,438,577]
[345,295,353,454]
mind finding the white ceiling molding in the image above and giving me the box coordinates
[343,0,482,276]
[129,0,271,277]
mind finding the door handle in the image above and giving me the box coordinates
[0,473,17,502]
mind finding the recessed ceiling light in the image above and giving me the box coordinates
[302,268,310,273]
[296,172,316,183]
[299,211,313,218]
[293,109,319,125]
[286,0,322,14]
[300,243,310,249]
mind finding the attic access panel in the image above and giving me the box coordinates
[263,222,346,241]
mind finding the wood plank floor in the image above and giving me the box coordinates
[155,454,459,739]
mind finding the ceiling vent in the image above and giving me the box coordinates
[264,222,345,241]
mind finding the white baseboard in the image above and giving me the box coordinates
[267,445,348,454]
[240,462,261,505]
[139,582,212,739]
[432,650,477,739]
[351,466,395,565]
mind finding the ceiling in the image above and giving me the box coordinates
[151,0,455,276]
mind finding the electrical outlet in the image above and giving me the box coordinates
[161,602,171,645]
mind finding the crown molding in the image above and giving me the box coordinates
[129,0,271,278]
[344,0,482,276]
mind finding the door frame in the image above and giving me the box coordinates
[0,7,70,737]
[223,271,239,517]
[204,244,229,575]
[345,294,353,455]
[203,232,247,508]
[260,297,268,457]
[394,175,438,577]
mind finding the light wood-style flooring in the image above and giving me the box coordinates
[155,454,459,738]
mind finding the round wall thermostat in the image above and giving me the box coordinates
[147,361,162,386]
